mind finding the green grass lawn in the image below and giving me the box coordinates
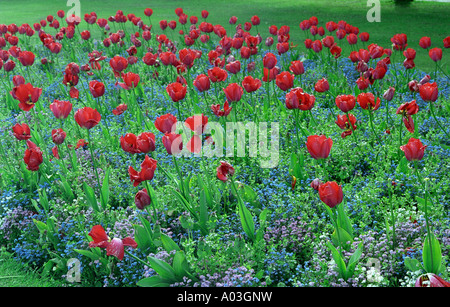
[0,0,449,72]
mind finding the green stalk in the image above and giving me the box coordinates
[429,102,450,139]
[86,129,101,195]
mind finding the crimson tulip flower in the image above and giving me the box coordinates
[400,138,427,161]
[162,132,183,155]
[242,75,262,93]
[89,80,105,98]
[335,94,356,113]
[415,273,450,287]
[383,87,395,101]
[193,74,211,92]
[428,47,442,62]
[263,52,277,69]
[335,114,357,138]
[419,82,438,102]
[135,188,151,210]
[225,61,241,74]
[88,225,137,261]
[185,114,209,135]
[136,132,156,153]
[396,100,419,133]
[74,107,101,129]
[112,104,127,116]
[154,113,177,134]
[314,78,329,93]
[23,140,43,171]
[357,92,380,110]
[10,83,42,112]
[391,33,407,51]
[223,83,244,102]
[305,134,333,160]
[211,100,232,117]
[109,55,128,77]
[216,161,235,182]
[49,99,72,119]
[51,128,66,145]
[318,181,343,208]
[419,37,431,49]
[128,155,157,187]
[12,123,31,141]
[285,87,315,111]
[18,50,35,66]
[444,36,450,48]
[120,133,140,154]
[208,67,228,82]
[118,72,140,89]
[275,71,295,91]
[166,82,187,102]
[262,67,280,82]
[403,48,416,60]
[289,60,305,75]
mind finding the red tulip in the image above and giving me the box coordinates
[223,83,244,102]
[162,132,183,155]
[251,15,260,26]
[89,80,105,98]
[359,32,369,42]
[154,114,177,134]
[12,123,31,140]
[285,87,315,111]
[23,140,43,171]
[400,138,427,161]
[10,83,42,112]
[49,99,72,119]
[208,67,228,82]
[225,61,241,74]
[18,51,35,66]
[74,107,101,129]
[263,52,277,69]
[80,30,90,40]
[120,133,140,154]
[403,48,416,60]
[128,155,157,187]
[216,161,235,182]
[391,33,408,51]
[335,94,356,113]
[314,78,329,93]
[383,87,395,101]
[419,37,431,49]
[330,44,342,59]
[242,75,262,93]
[444,36,450,48]
[166,82,187,102]
[357,92,380,110]
[419,82,438,102]
[416,273,450,287]
[112,104,127,116]
[109,55,128,77]
[305,135,333,160]
[135,188,151,210]
[211,100,232,117]
[289,60,304,75]
[88,225,137,260]
[51,128,66,145]
[118,72,140,89]
[428,47,442,62]
[318,181,343,208]
[193,74,211,92]
[137,132,156,153]
[185,114,208,135]
[346,33,357,45]
[335,114,357,138]
[275,71,295,91]
[144,8,153,17]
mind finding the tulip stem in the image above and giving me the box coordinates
[429,103,450,140]
[86,130,102,196]
[398,116,403,160]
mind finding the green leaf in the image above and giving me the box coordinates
[160,233,180,253]
[100,168,110,210]
[337,203,354,238]
[83,182,99,212]
[404,257,423,272]
[33,219,48,232]
[137,276,170,287]
[422,233,442,274]
[198,190,209,235]
[134,225,153,252]
[172,251,190,280]
[345,242,363,280]
[256,208,270,242]
[74,248,101,261]
[147,256,176,281]
[326,241,347,279]
[331,227,353,251]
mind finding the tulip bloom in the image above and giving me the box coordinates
[185,114,208,135]
[396,100,419,133]
[18,51,35,66]
[335,114,357,138]
[428,47,442,62]
[335,94,356,113]
[51,128,66,145]
[242,75,262,93]
[314,78,329,93]
[223,83,244,102]
[12,123,31,141]
[154,113,177,134]
[23,140,43,171]
[289,60,304,75]
[216,160,235,182]
[136,132,156,153]
[263,52,277,69]
[318,181,343,208]
[135,188,151,210]
[193,74,211,92]
[357,92,380,110]
[120,133,140,154]
[112,104,127,116]
[211,100,232,117]
[285,88,315,111]
[400,138,427,161]
[128,155,157,187]
[49,99,72,119]
[419,82,438,102]
[74,107,101,129]
[305,135,333,160]
[415,273,450,287]
[275,71,295,91]
[88,225,137,261]
[162,132,183,155]
[118,72,140,89]
[208,67,228,82]
[419,37,431,49]
[89,80,105,98]
[166,82,187,102]
[109,55,128,77]
[10,83,42,112]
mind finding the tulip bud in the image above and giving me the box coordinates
[383,87,395,101]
